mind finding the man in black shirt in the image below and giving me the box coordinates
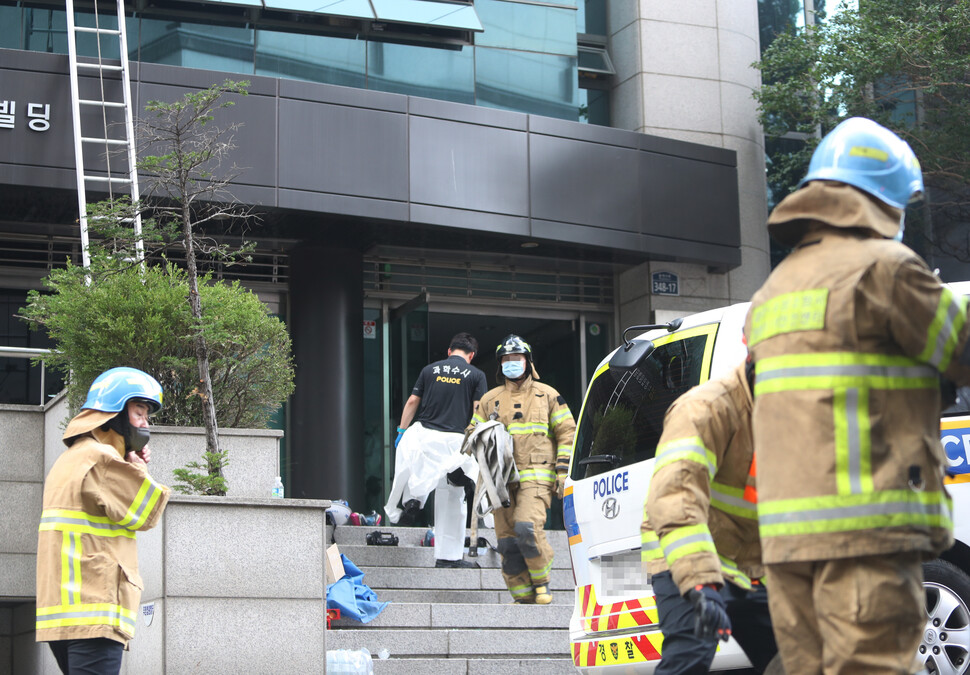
[384,332,487,568]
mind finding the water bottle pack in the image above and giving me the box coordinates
[326,648,374,674]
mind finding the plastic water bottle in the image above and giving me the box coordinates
[326,648,374,674]
[271,476,284,499]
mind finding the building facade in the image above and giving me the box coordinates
[0,0,768,512]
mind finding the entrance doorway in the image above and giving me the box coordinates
[361,301,613,529]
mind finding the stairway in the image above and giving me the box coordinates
[327,525,577,674]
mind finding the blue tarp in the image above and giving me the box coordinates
[326,554,389,624]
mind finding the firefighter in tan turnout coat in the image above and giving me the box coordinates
[36,367,170,674]
[745,118,970,674]
[470,334,575,604]
[642,362,777,674]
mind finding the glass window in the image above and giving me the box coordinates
[475,46,577,119]
[570,328,717,479]
[366,41,474,104]
[474,0,576,56]
[371,0,483,31]
[134,19,254,75]
[255,29,365,87]
[579,87,609,127]
[0,5,21,49]
[262,0,372,17]
[24,8,68,55]
[576,0,606,36]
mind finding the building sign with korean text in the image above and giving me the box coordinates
[651,271,679,296]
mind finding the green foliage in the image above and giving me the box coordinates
[172,451,230,496]
[19,258,294,430]
[591,406,637,459]
[754,0,970,259]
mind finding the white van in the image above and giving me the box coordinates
[564,290,970,674]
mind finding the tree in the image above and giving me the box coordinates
[754,0,970,264]
[133,79,256,482]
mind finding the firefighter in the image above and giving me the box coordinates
[643,362,778,674]
[469,334,575,604]
[744,117,970,674]
[36,367,170,675]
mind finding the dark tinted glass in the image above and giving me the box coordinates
[571,333,713,479]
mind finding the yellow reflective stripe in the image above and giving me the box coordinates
[118,477,164,529]
[509,583,534,598]
[833,387,873,495]
[749,288,828,347]
[754,352,938,396]
[919,287,968,370]
[60,531,82,606]
[472,413,486,424]
[529,558,553,580]
[654,436,717,475]
[660,524,716,566]
[641,530,663,561]
[718,555,752,591]
[519,468,556,483]
[759,489,952,537]
[849,145,889,162]
[710,482,757,519]
[557,446,572,455]
[36,603,136,633]
[40,510,136,539]
[550,409,573,428]
[507,422,552,436]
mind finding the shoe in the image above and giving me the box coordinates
[435,558,481,569]
[534,585,552,605]
[400,499,422,526]
[512,595,536,605]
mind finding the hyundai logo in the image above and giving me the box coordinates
[602,497,619,519]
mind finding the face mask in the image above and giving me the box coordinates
[502,360,526,379]
[127,426,151,454]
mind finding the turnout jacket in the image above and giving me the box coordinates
[471,375,575,485]
[745,182,970,565]
[641,364,761,595]
[36,426,170,645]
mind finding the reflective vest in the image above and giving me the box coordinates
[641,364,762,594]
[35,427,170,645]
[471,376,575,485]
[745,183,970,564]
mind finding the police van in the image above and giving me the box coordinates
[564,285,970,674]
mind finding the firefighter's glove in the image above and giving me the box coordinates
[686,584,731,642]
[395,427,406,449]
[556,473,566,500]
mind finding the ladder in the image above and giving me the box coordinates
[65,0,143,268]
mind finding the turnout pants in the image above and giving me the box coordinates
[764,552,924,675]
[653,571,777,675]
[493,481,554,601]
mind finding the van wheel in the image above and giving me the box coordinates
[922,559,970,675]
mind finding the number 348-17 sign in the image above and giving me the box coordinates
[651,271,679,296]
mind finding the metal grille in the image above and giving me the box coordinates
[364,257,614,309]
[0,233,289,285]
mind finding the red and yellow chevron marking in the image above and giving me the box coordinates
[578,583,659,633]
[572,632,664,667]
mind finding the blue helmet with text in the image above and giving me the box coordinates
[82,367,163,415]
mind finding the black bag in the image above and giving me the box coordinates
[365,530,399,546]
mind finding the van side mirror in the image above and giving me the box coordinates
[610,318,684,372]
[610,340,655,372]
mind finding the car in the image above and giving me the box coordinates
[564,288,970,673]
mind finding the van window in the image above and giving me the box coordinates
[571,326,717,479]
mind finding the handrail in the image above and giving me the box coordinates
[0,346,53,405]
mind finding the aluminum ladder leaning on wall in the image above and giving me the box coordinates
[64,0,143,268]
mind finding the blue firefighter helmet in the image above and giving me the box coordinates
[82,367,163,415]
[799,117,924,210]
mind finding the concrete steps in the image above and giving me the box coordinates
[327,525,576,673]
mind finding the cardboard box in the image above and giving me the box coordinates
[325,543,345,585]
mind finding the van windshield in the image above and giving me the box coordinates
[571,330,716,480]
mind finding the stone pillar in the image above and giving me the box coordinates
[287,245,364,505]
[608,0,770,309]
